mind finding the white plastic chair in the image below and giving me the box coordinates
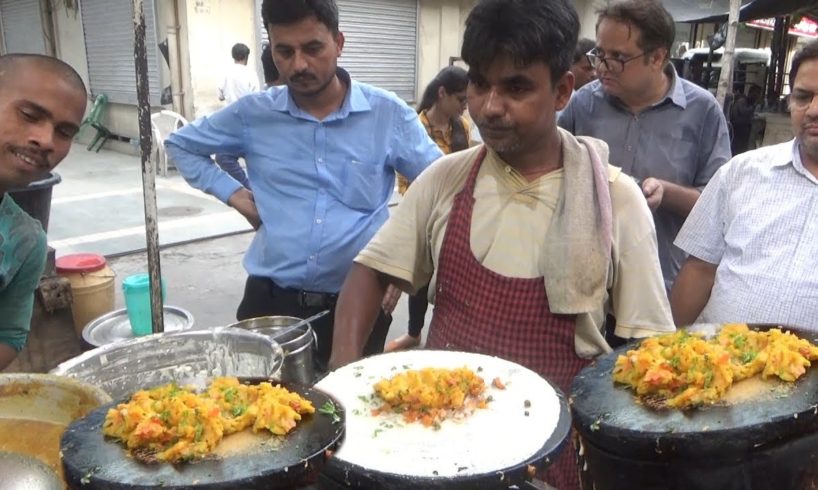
[150,110,189,176]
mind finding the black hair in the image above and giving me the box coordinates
[231,43,250,62]
[461,0,579,85]
[574,38,596,64]
[596,0,675,62]
[417,66,469,113]
[0,53,86,96]
[261,44,280,85]
[261,0,339,34]
[417,66,470,153]
[791,39,818,86]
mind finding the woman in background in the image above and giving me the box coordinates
[386,65,471,352]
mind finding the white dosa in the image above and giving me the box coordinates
[315,350,561,478]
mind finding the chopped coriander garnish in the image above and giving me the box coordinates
[318,401,342,424]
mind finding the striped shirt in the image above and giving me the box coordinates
[674,139,818,330]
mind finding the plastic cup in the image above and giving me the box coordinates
[122,274,167,337]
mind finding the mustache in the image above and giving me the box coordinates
[290,72,317,83]
[475,120,514,131]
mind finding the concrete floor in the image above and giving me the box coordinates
[6,231,429,374]
[5,142,427,374]
[48,143,251,257]
[107,231,430,339]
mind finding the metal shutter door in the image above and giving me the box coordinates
[80,0,161,105]
[338,0,418,102]
[0,0,46,54]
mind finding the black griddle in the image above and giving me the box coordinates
[60,379,344,489]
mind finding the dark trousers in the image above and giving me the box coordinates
[215,154,250,189]
[407,284,430,337]
[236,276,392,373]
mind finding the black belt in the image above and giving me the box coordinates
[270,282,338,309]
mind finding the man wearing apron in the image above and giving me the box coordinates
[330,0,674,487]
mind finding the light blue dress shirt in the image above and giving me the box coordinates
[166,71,443,293]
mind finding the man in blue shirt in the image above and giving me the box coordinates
[0,54,87,370]
[165,0,443,371]
[558,0,731,292]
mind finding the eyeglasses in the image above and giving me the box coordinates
[789,91,817,111]
[586,48,646,74]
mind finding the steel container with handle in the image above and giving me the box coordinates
[228,316,317,385]
[50,328,284,400]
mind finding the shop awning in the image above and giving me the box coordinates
[663,0,818,24]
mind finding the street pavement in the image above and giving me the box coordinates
[52,143,429,344]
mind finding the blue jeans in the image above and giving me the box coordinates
[214,154,250,189]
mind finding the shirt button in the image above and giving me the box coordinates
[317,157,324,163]
[505,166,512,173]
[309,255,315,261]
[315,218,322,224]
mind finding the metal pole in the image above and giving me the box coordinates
[715,0,741,108]
[133,0,165,333]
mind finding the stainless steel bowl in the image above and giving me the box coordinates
[0,373,111,483]
[228,316,316,385]
[50,328,284,400]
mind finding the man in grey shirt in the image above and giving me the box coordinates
[558,0,731,291]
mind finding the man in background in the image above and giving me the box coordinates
[572,38,597,90]
[166,0,442,372]
[260,43,281,87]
[559,0,731,292]
[730,84,762,155]
[215,43,259,188]
[672,41,818,330]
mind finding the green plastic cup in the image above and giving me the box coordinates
[122,274,167,336]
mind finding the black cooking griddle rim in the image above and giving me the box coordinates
[570,324,818,459]
[60,378,344,490]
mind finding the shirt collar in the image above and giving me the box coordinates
[767,138,818,184]
[769,139,799,168]
[592,63,687,110]
[269,68,371,118]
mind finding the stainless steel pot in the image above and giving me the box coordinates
[0,373,111,485]
[50,328,284,400]
[228,316,316,385]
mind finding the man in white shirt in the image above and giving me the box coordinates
[671,40,818,330]
[215,43,259,188]
[218,43,260,103]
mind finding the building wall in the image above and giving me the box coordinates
[417,0,601,99]
[417,0,475,99]
[575,0,603,40]
[182,0,261,118]
[51,1,179,154]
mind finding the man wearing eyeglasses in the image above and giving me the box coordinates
[558,0,731,293]
[671,40,818,329]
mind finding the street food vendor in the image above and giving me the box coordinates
[165,0,443,371]
[0,54,87,370]
[329,0,674,487]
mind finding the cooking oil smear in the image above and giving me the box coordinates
[213,430,283,457]
[721,376,793,405]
